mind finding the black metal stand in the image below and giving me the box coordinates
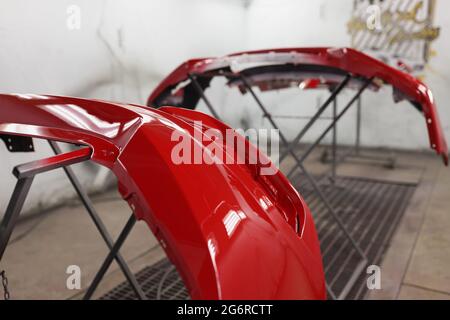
[0,142,147,300]
[189,72,372,300]
[321,95,397,169]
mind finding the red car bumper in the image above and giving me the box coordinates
[148,47,448,165]
[0,94,325,299]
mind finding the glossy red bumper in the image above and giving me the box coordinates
[148,47,448,165]
[0,94,325,299]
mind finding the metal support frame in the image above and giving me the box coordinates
[83,213,137,300]
[331,98,338,183]
[189,72,373,299]
[188,73,221,119]
[277,74,352,164]
[356,96,362,155]
[0,142,147,300]
[284,78,373,180]
[322,94,396,169]
[0,178,34,262]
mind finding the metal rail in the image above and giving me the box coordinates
[0,143,147,300]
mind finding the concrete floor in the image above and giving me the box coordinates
[1,148,449,299]
[1,191,165,300]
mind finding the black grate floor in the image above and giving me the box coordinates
[292,174,416,299]
[99,258,189,300]
[100,175,416,300]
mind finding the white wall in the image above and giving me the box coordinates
[216,0,450,153]
[0,0,247,216]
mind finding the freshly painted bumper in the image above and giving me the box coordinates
[148,47,448,165]
[0,94,325,299]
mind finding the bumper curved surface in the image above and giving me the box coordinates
[0,94,325,299]
[148,47,448,165]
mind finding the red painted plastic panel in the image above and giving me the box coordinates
[0,94,325,299]
[147,47,448,165]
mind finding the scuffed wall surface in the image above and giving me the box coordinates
[0,0,247,216]
[215,0,450,153]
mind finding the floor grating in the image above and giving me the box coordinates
[100,175,416,300]
[99,258,189,300]
[292,174,416,299]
